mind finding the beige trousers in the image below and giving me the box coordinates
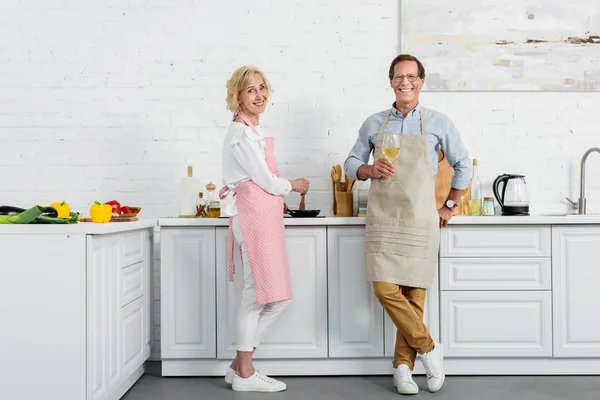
[373,282,435,369]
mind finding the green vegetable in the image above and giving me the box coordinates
[0,205,45,224]
[35,212,80,224]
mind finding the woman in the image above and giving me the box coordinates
[219,65,309,392]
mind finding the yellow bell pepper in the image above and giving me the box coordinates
[51,201,71,219]
[90,201,112,223]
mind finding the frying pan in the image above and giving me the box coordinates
[287,209,321,218]
[286,193,320,217]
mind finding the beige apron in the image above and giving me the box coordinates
[366,108,440,288]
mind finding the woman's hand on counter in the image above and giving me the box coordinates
[290,178,310,195]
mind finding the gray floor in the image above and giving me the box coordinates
[123,362,600,400]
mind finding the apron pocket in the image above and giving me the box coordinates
[365,218,433,259]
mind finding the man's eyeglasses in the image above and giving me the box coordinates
[392,74,420,83]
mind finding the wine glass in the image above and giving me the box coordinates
[381,133,400,183]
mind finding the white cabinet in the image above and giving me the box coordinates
[439,225,552,359]
[441,291,552,357]
[216,226,328,359]
[157,220,600,376]
[440,257,551,291]
[552,226,600,357]
[0,234,88,400]
[87,230,153,400]
[384,263,440,357]
[0,224,154,400]
[327,226,438,359]
[440,225,551,257]
[327,227,384,358]
[160,228,216,359]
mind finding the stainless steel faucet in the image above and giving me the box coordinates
[576,147,600,214]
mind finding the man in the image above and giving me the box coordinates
[344,54,471,395]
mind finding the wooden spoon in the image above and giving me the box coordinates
[345,174,355,192]
[299,194,306,210]
[331,167,342,191]
[335,165,343,183]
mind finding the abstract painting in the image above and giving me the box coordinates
[400,0,600,91]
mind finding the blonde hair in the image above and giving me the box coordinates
[225,66,271,112]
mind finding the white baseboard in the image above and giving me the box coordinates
[162,358,600,377]
[110,365,145,400]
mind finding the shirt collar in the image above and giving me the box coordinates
[391,102,421,119]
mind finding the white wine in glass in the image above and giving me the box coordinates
[382,147,400,160]
[381,133,400,182]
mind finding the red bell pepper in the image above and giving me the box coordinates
[121,206,132,215]
[104,200,121,215]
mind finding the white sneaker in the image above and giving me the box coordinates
[394,364,419,395]
[224,366,235,384]
[231,370,286,392]
[420,342,445,392]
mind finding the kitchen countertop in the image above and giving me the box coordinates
[158,214,600,226]
[4,214,597,234]
[0,219,157,235]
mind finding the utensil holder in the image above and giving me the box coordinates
[335,190,353,217]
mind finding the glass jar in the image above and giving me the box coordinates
[196,192,207,218]
[208,201,221,218]
[357,189,369,217]
[205,182,221,218]
[482,197,495,216]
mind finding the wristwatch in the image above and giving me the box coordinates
[445,199,457,209]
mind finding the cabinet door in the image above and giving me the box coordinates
[328,227,384,358]
[144,230,153,359]
[441,291,552,357]
[121,297,146,377]
[87,235,118,400]
[105,237,122,394]
[384,262,440,357]
[161,228,216,358]
[552,227,600,357]
[216,226,328,358]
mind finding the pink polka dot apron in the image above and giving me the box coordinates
[219,111,293,305]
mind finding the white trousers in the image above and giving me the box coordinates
[232,215,292,352]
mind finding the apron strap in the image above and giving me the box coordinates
[227,217,236,281]
[219,186,237,200]
[374,110,393,159]
[233,110,260,136]
[374,107,428,160]
[419,108,430,162]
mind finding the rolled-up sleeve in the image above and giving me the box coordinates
[344,120,374,180]
[440,120,472,190]
[231,138,292,196]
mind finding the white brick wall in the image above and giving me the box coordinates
[2,0,600,359]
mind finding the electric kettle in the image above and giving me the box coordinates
[493,174,530,216]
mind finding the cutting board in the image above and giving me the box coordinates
[80,215,139,223]
[435,149,461,215]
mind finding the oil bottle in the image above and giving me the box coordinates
[468,159,482,216]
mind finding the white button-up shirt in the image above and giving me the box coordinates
[221,121,292,216]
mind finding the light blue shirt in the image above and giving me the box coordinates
[344,103,472,190]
